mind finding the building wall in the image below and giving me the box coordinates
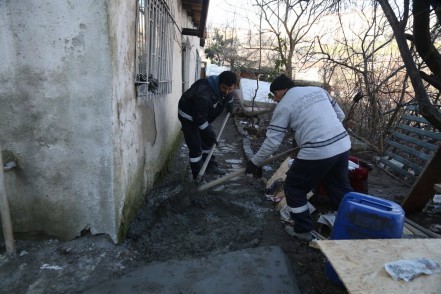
[0,0,202,243]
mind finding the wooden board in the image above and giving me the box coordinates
[266,157,291,188]
[380,105,441,186]
[402,146,441,213]
[317,239,441,294]
[266,157,291,211]
[265,157,315,212]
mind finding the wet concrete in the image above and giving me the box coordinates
[0,106,410,294]
[86,111,301,293]
[84,246,301,294]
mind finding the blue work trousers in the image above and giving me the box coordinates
[284,151,352,233]
[179,117,215,179]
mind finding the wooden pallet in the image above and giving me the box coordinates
[379,105,441,186]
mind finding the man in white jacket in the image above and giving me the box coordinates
[245,74,352,241]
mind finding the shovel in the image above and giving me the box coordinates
[197,146,300,192]
[174,113,230,209]
[195,112,230,183]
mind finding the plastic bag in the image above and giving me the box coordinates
[384,258,441,282]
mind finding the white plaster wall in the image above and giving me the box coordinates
[0,0,203,243]
[106,0,139,241]
[108,0,202,241]
[134,1,203,191]
[0,0,115,240]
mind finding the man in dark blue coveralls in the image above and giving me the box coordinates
[178,71,237,182]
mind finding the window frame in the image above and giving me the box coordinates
[135,0,174,99]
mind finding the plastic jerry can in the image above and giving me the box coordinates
[325,192,405,286]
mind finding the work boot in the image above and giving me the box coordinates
[205,162,226,175]
[283,225,317,242]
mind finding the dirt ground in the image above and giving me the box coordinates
[1,104,434,294]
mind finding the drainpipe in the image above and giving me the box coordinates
[182,0,210,47]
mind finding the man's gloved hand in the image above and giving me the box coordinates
[200,125,218,146]
[245,160,263,178]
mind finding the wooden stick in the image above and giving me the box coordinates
[198,168,246,191]
[0,145,16,256]
[198,147,299,192]
[405,218,441,238]
[403,223,428,237]
[195,113,230,183]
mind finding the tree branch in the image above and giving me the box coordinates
[378,0,441,131]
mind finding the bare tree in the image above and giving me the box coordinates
[252,0,332,79]
[377,0,441,131]
[315,2,409,148]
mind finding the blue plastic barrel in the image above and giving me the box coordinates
[325,192,405,286]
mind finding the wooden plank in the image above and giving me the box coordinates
[266,158,315,212]
[402,225,415,236]
[404,105,418,111]
[405,218,441,238]
[384,151,423,175]
[403,223,429,237]
[387,141,431,161]
[267,157,290,212]
[0,145,16,256]
[391,131,438,151]
[317,239,441,294]
[397,124,441,141]
[266,157,291,188]
[401,114,430,124]
[402,147,441,213]
[378,157,416,178]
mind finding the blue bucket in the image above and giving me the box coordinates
[325,192,405,286]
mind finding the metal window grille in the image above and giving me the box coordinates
[136,0,174,98]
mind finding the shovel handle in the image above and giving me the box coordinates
[198,168,245,191]
[197,146,299,192]
[195,112,230,183]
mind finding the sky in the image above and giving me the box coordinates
[204,1,376,83]
[206,0,256,29]
[204,0,322,82]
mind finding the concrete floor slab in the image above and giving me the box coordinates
[84,246,300,294]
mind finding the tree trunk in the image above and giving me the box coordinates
[378,0,441,131]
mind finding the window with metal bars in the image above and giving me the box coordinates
[135,0,174,98]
